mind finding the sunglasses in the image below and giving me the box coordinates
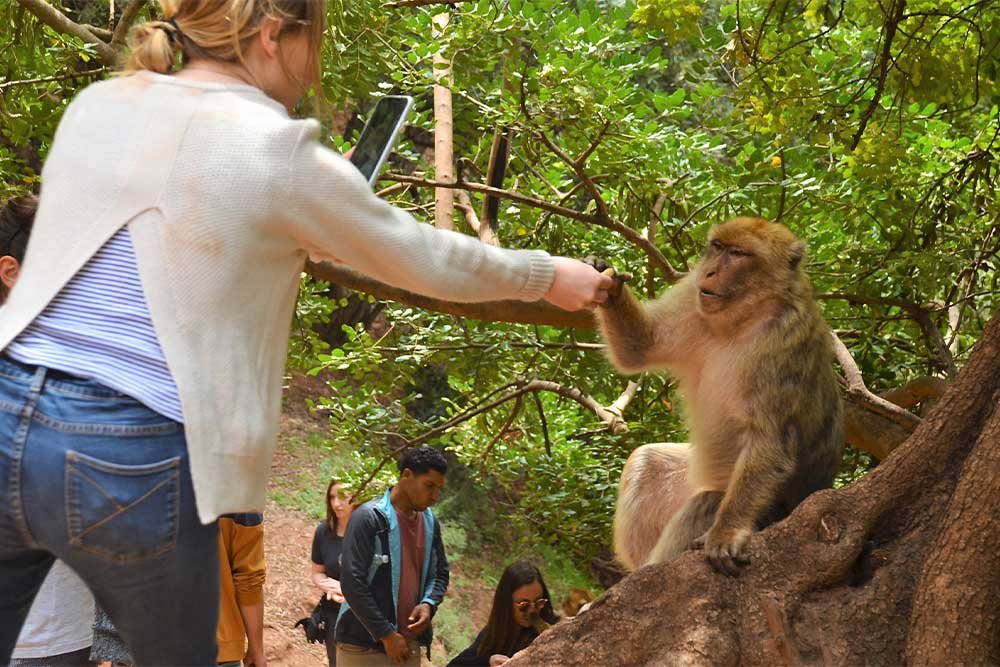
[514,598,548,612]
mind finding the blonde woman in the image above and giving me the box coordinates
[0,1,613,665]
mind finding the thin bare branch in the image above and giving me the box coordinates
[821,292,957,377]
[456,189,498,245]
[480,394,524,468]
[350,377,627,498]
[531,391,552,457]
[0,67,106,91]
[575,120,612,168]
[831,332,922,430]
[432,10,455,230]
[383,173,684,282]
[85,25,113,40]
[606,381,640,419]
[538,131,612,222]
[850,0,906,150]
[880,376,948,411]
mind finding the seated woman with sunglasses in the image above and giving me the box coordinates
[448,561,558,667]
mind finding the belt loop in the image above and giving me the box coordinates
[29,365,47,394]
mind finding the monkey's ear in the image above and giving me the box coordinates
[789,240,806,270]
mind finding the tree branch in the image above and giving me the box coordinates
[16,0,117,64]
[0,67,106,91]
[432,10,455,230]
[304,267,933,459]
[821,292,957,377]
[831,332,922,431]
[531,391,552,457]
[605,380,640,419]
[880,376,948,411]
[111,0,146,49]
[455,189,498,245]
[538,130,613,229]
[480,394,524,469]
[850,0,906,150]
[383,173,683,282]
[350,377,627,499]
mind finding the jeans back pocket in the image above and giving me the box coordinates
[65,450,181,563]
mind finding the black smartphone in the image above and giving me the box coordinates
[348,95,414,187]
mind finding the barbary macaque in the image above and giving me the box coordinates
[593,217,843,574]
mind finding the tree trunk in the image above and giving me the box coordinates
[431,10,454,230]
[511,313,1000,666]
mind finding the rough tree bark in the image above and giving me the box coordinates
[510,313,1000,666]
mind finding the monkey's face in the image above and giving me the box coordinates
[695,218,805,318]
[695,238,759,314]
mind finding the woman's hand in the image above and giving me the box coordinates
[312,572,344,602]
[489,654,511,666]
[319,577,344,602]
[543,257,616,311]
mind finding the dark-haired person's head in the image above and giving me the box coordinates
[0,195,37,304]
[325,477,355,534]
[478,560,557,658]
[396,446,448,512]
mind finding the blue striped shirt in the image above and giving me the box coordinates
[7,227,184,422]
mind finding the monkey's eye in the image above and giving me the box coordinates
[710,240,724,252]
[729,247,752,257]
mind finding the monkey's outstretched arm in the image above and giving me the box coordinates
[700,433,793,575]
[593,284,660,373]
[593,279,694,373]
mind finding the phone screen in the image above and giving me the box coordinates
[348,95,414,187]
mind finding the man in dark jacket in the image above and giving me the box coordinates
[336,446,450,666]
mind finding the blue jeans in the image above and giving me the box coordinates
[0,356,220,666]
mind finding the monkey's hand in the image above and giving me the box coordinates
[581,256,631,302]
[693,526,751,576]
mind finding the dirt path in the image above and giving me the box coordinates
[261,500,328,667]
[262,375,336,666]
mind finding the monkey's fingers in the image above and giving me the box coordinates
[582,255,610,273]
[600,269,631,302]
[706,549,741,577]
[707,541,750,576]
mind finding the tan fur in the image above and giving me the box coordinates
[598,218,844,573]
[614,443,691,570]
[561,588,597,617]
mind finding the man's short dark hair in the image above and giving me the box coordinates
[0,195,37,263]
[398,446,448,476]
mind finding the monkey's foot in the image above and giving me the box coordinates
[695,527,751,576]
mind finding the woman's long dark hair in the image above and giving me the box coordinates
[325,478,342,534]
[477,560,557,657]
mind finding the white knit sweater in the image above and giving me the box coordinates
[0,72,554,523]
